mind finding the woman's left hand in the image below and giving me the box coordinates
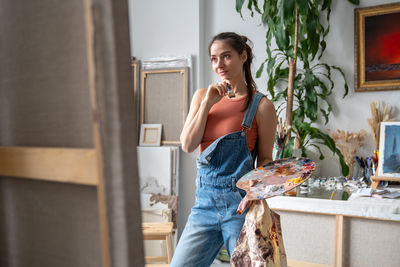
[237,195,253,215]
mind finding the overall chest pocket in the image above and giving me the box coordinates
[208,138,242,173]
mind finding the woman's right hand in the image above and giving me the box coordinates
[203,82,228,107]
[180,82,228,153]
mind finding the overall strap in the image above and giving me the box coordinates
[241,91,264,130]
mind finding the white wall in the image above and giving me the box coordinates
[128,0,203,91]
[129,0,400,230]
[128,0,201,235]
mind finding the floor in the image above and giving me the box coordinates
[211,259,230,266]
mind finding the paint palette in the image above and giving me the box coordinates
[236,157,316,200]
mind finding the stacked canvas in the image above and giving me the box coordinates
[137,146,179,222]
[137,146,179,258]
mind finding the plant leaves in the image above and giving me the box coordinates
[246,0,262,16]
[252,0,262,14]
[256,60,267,78]
[332,65,349,98]
[267,56,276,74]
[305,85,317,102]
[236,0,246,18]
[275,64,289,79]
[320,108,329,124]
[283,137,295,158]
[267,77,276,98]
[323,24,330,38]
[282,0,295,25]
[247,0,254,16]
[262,0,271,23]
[318,40,326,60]
[305,100,318,121]
[292,109,303,129]
[301,70,318,121]
[297,0,309,16]
[276,20,289,50]
[322,0,332,21]
[306,13,319,59]
[309,144,325,160]
[347,0,360,5]
[309,127,336,152]
[335,148,350,176]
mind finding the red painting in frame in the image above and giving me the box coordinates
[354,3,400,92]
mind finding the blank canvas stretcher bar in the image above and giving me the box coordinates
[0,146,98,186]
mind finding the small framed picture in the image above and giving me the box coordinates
[139,124,162,146]
[378,122,400,177]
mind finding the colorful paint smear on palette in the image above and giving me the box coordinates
[236,157,316,200]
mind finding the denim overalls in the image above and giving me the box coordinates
[171,92,264,267]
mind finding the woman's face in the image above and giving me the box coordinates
[209,40,247,82]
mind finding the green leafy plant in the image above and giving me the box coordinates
[236,0,360,176]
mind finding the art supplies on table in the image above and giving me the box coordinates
[353,188,400,199]
[381,191,400,199]
[353,188,374,197]
[372,190,400,199]
[355,155,380,184]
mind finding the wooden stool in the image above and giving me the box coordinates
[142,222,174,264]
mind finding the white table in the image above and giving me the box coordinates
[266,193,400,267]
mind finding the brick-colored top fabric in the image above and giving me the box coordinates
[200,93,257,153]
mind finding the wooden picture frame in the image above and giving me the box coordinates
[371,121,400,189]
[377,121,400,178]
[140,68,188,145]
[354,3,400,92]
[139,124,162,146]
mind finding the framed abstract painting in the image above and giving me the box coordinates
[354,3,400,92]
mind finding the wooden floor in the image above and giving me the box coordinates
[143,260,331,267]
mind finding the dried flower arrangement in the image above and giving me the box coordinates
[331,129,367,178]
[368,101,395,150]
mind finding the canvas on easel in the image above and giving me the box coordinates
[371,121,400,189]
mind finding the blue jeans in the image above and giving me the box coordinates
[171,184,247,266]
[171,92,264,267]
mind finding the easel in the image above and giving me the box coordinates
[370,176,400,189]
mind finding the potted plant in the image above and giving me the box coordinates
[235,0,360,176]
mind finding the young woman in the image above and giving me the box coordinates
[171,32,277,266]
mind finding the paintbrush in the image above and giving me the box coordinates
[227,84,235,98]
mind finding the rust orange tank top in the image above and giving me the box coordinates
[200,93,258,153]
